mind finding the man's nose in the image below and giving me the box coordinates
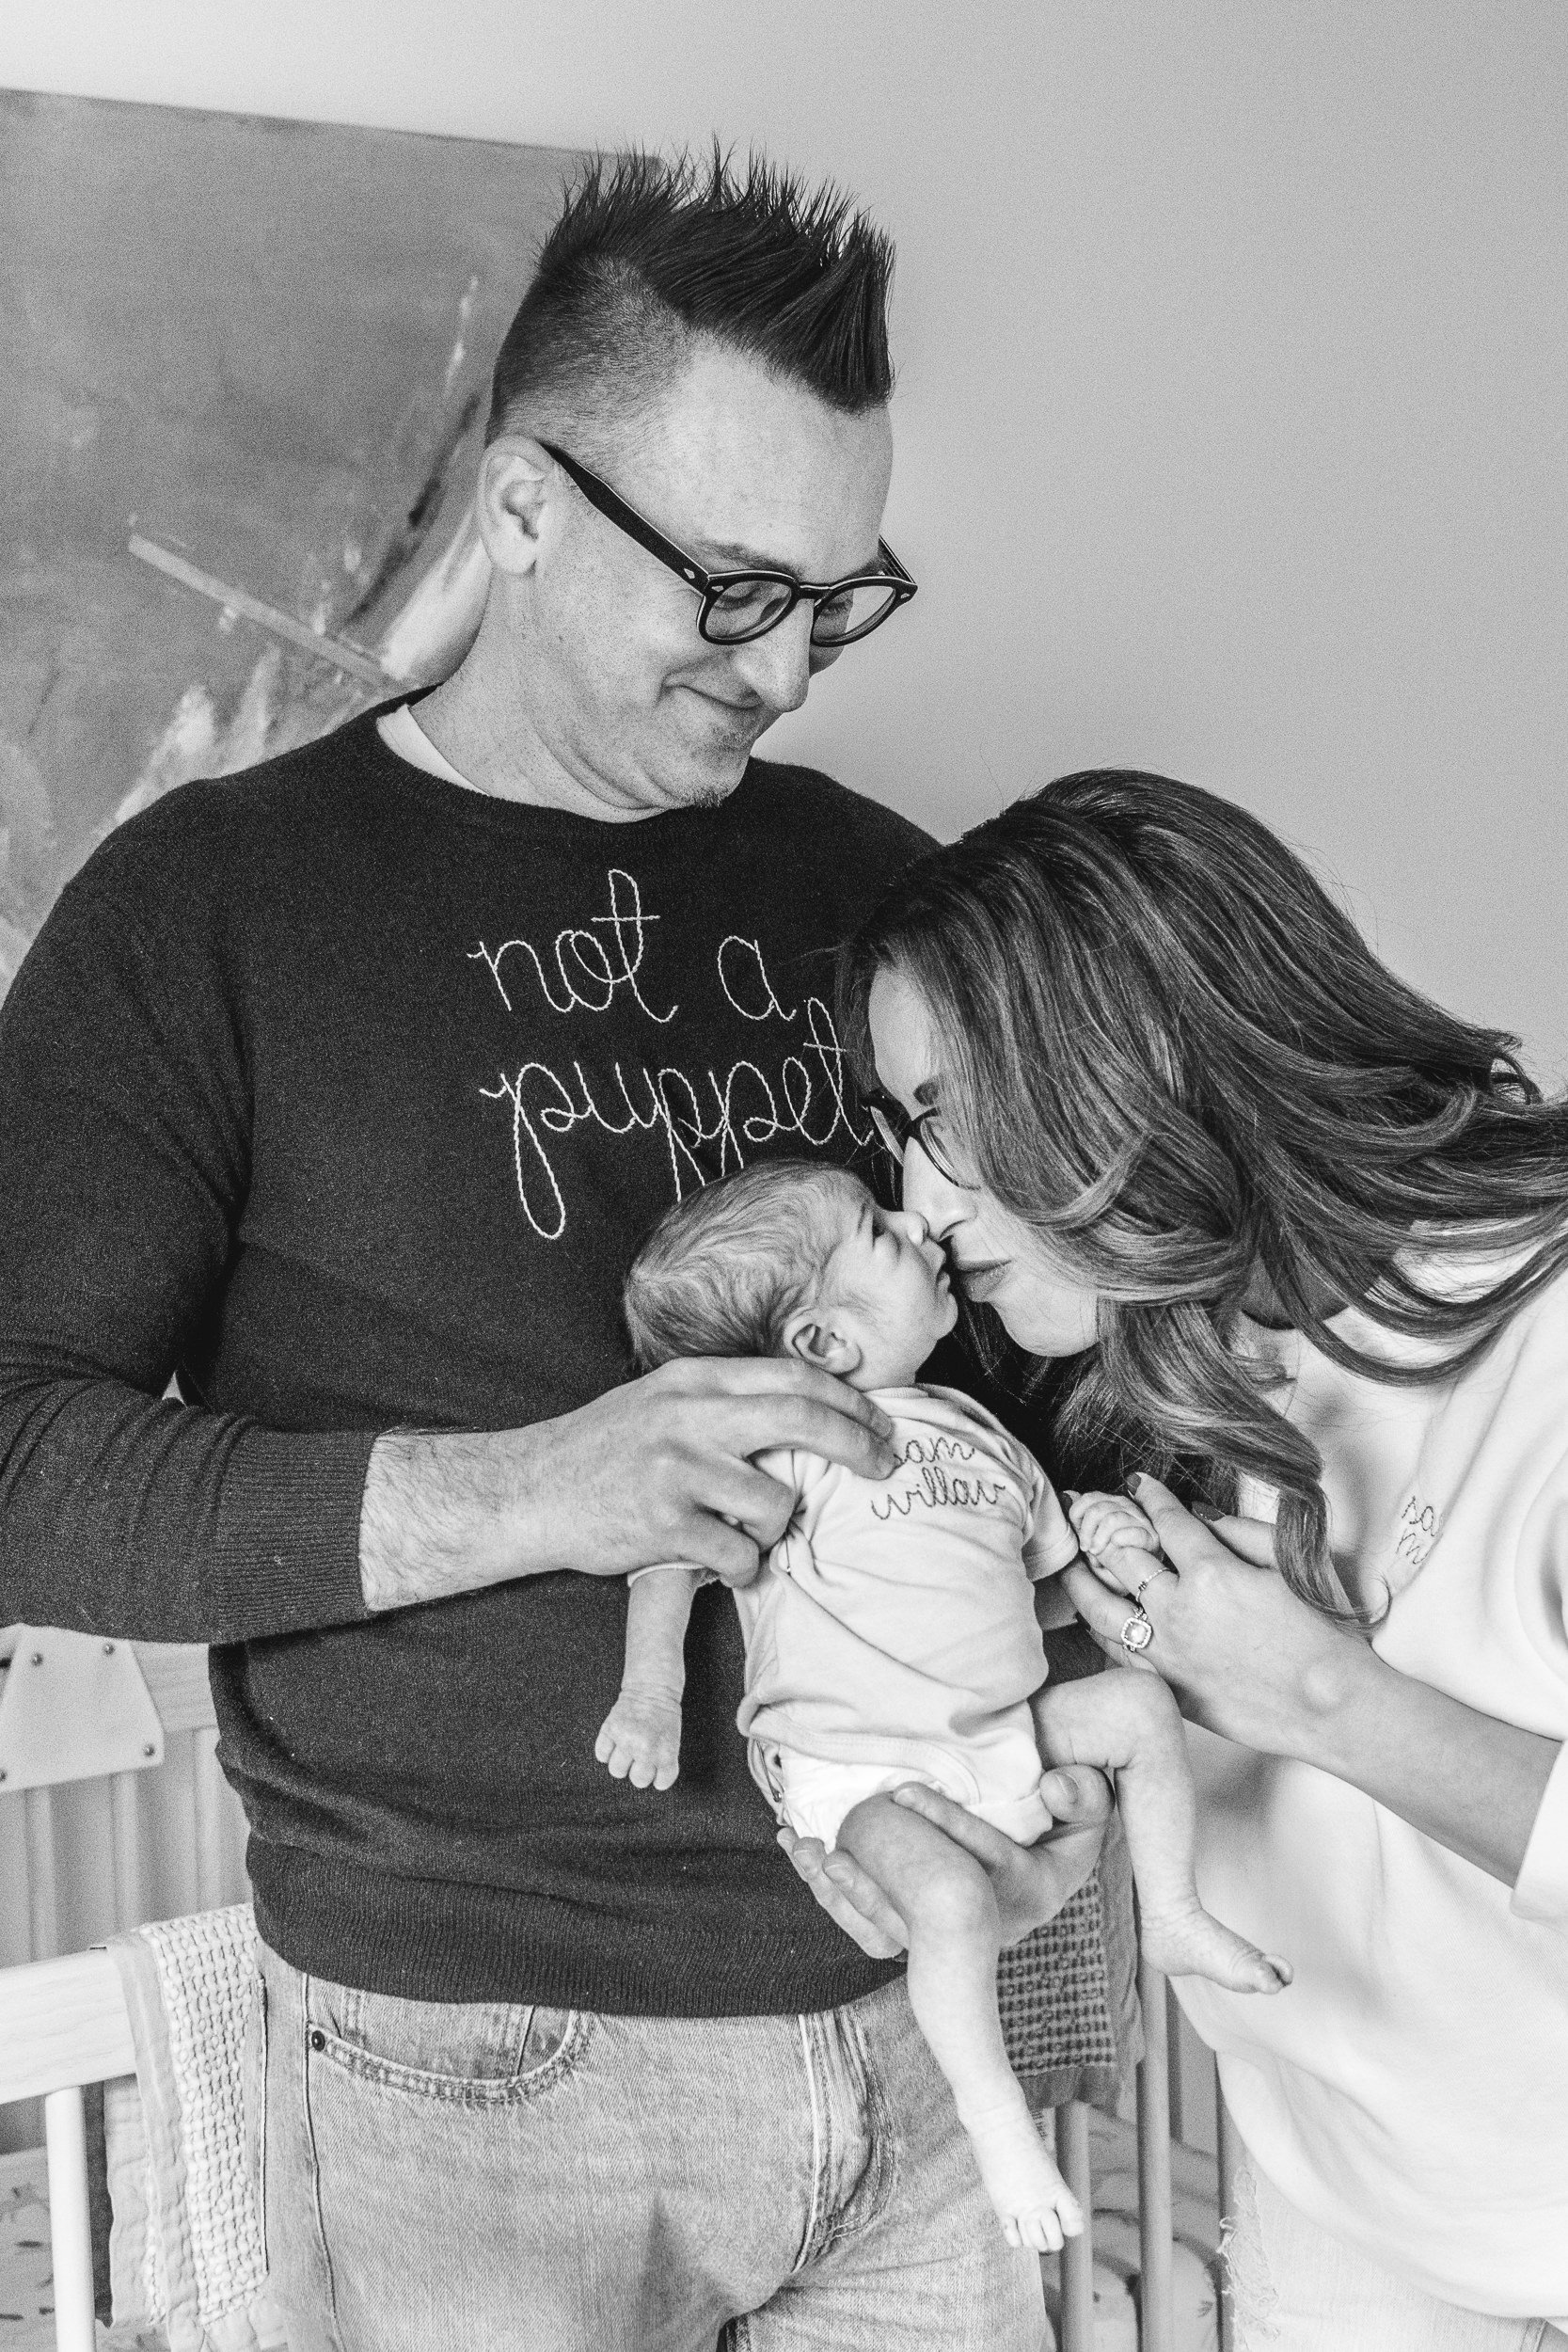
[725,604,814,714]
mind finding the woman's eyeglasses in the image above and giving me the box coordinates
[862,1089,974,1189]
[540,441,918,651]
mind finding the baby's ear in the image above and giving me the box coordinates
[783,1310,863,1378]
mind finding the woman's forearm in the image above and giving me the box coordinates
[1290,1641,1560,1886]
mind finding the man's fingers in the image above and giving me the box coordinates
[689,1457,800,1549]
[887,1782,1017,1867]
[677,1517,762,1586]
[664,1357,895,1443]
[1037,1764,1115,1828]
[726,1392,898,1480]
[777,1828,908,1957]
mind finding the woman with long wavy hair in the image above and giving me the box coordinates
[788,771,1568,2347]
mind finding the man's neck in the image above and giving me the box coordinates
[412,669,661,823]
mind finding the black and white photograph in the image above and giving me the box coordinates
[1,7,1564,2348]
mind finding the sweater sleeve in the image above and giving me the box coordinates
[0,843,373,1645]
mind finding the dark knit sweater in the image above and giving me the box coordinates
[0,710,934,2013]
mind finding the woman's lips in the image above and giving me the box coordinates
[953,1259,1008,1302]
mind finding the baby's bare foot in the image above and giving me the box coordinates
[964,2107,1085,2253]
[594,1692,683,1790]
[1140,1898,1292,1994]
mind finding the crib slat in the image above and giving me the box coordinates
[1135,1960,1176,2352]
[1164,1984,1187,2144]
[111,1769,144,1929]
[1216,2077,1243,2352]
[43,2084,98,2352]
[193,1724,228,1909]
[1054,2100,1096,2352]
[24,1784,58,1960]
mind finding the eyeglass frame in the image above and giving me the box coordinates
[862,1089,974,1191]
[538,439,918,649]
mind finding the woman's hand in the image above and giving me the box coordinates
[1063,1474,1563,1888]
[1058,1474,1372,1756]
[777,1764,1114,1958]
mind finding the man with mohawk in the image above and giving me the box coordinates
[0,151,1108,2347]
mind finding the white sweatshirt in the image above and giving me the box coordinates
[1177,1253,1568,2317]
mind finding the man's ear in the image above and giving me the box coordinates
[474,437,553,578]
[782,1310,863,1379]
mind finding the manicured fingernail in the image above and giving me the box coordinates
[1063,1489,1081,1504]
[1124,1474,1147,1497]
[1191,1501,1221,1523]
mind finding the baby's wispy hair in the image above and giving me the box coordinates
[624,1160,866,1369]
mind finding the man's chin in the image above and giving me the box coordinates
[654,740,756,812]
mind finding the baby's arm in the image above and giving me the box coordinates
[594,1565,705,1791]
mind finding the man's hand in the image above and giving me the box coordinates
[360,1357,897,1612]
[777,1765,1114,1959]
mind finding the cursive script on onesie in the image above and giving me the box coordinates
[869,1434,1009,1522]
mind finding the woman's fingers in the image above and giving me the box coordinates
[1202,1513,1279,1569]
[1057,1561,1164,1672]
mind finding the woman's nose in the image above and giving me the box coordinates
[901,1151,968,1238]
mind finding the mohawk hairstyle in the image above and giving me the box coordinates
[624,1160,865,1371]
[487,147,895,446]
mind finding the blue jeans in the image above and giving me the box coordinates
[245,1939,1046,2351]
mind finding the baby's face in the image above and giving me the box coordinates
[820,1186,959,1389]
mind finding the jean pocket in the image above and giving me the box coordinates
[307,1981,585,2106]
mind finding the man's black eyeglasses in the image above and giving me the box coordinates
[862,1089,973,1189]
[540,441,918,650]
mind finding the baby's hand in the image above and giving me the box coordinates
[594,1690,683,1790]
[1069,1490,1162,1565]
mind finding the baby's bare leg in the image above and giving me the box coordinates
[835,1791,1083,2252]
[1035,1671,1291,1994]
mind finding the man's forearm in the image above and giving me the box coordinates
[359,1425,543,1612]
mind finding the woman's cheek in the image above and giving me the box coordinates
[997,1274,1101,1359]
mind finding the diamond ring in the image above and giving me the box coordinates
[1120,1608,1155,1654]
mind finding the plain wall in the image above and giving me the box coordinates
[4,2,1565,1070]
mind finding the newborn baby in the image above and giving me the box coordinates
[598,1160,1289,2253]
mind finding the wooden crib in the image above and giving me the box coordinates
[0,1624,1241,2351]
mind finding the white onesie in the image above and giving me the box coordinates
[733,1384,1077,1849]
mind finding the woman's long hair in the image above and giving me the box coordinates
[840,771,1568,1618]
